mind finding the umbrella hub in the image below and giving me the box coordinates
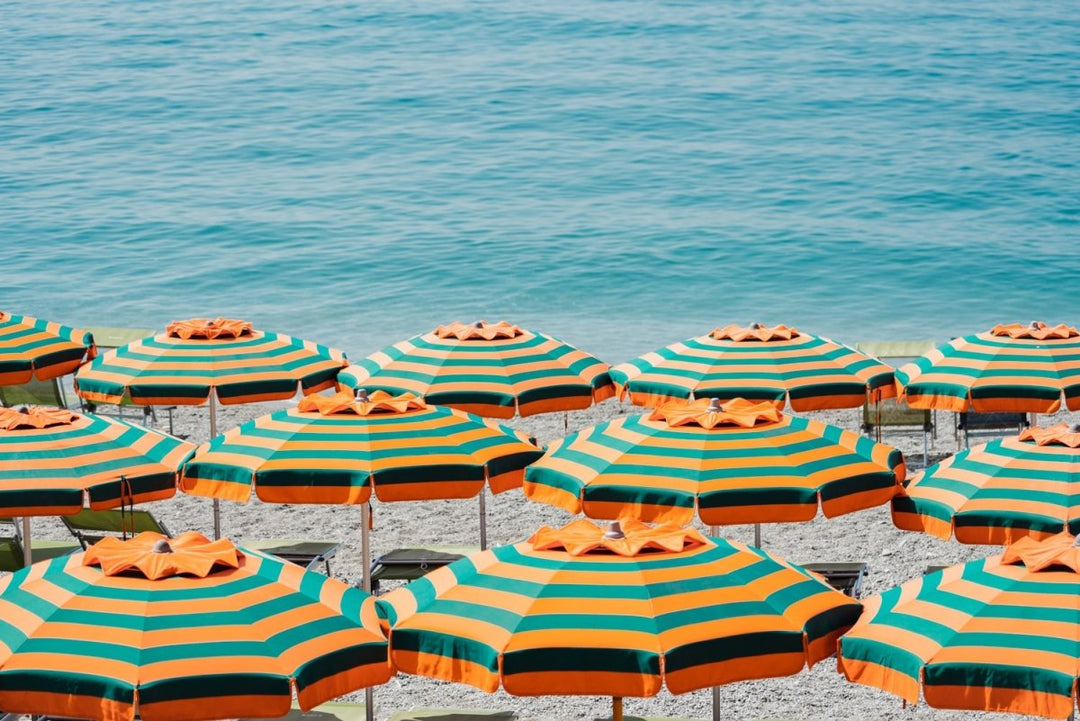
[298,389,427,416]
[649,397,782,429]
[529,518,708,557]
[990,321,1079,339]
[167,318,254,340]
[84,531,244,580]
[711,323,800,342]
[1018,424,1080,448]
[1001,532,1080,574]
[435,320,524,341]
[0,406,77,430]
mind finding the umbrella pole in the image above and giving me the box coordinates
[754,522,761,547]
[709,526,721,721]
[479,488,488,551]
[21,516,31,567]
[361,502,374,721]
[611,696,622,721]
[209,393,221,539]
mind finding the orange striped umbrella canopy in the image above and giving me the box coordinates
[0,310,96,385]
[378,518,860,703]
[524,398,904,527]
[839,532,1080,720]
[74,318,346,406]
[179,390,543,504]
[892,424,1080,545]
[0,406,195,517]
[337,320,614,418]
[609,323,894,411]
[895,321,1080,413]
[0,532,390,721]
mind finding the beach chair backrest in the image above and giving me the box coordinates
[63,508,171,548]
[0,376,67,409]
[0,519,25,573]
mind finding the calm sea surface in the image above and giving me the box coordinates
[3,0,1078,363]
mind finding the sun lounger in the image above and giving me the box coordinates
[387,709,515,721]
[0,375,69,409]
[62,508,174,548]
[370,545,479,591]
[955,411,1029,448]
[0,518,81,573]
[242,538,341,574]
[856,340,937,467]
[801,562,868,599]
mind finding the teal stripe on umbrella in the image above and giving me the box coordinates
[0,311,96,385]
[0,534,390,721]
[895,322,1080,413]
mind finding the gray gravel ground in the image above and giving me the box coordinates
[21,397,1078,721]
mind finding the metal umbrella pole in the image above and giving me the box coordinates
[710,524,721,721]
[360,501,375,721]
[209,390,222,540]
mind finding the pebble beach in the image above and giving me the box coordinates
[25,394,1077,721]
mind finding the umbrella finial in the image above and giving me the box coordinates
[706,397,724,413]
[750,322,765,329]
[354,388,370,403]
[16,405,29,414]
[474,320,485,328]
[152,539,173,554]
[603,521,625,540]
[1029,320,1045,330]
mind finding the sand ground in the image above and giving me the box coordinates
[21,396,1079,721]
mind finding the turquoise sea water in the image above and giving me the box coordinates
[3,1,1078,364]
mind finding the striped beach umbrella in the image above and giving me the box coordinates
[0,310,96,386]
[378,518,861,721]
[0,531,390,721]
[337,320,614,419]
[892,424,1080,545]
[181,389,542,559]
[0,406,193,516]
[609,323,894,411]
[895,321,1080,413]
[181,389,542,506]
[523,398,904,544]
[74,317,347,538]
[74,317,346,407]
[838,531,1080,720]
[0,405,194,566]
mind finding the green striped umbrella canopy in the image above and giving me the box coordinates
[336,320,614,419]
[838,531,1080,720]
[0,405,194,517]
[0,310,96,386]
[0,531,390,721]
[523,397,904,528]
[608,323,894,411]
[74,317,346,406]
[893,424,1080,545]
[895,321,1080,413]
[179,390,543,505]
[378,518,861,720]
